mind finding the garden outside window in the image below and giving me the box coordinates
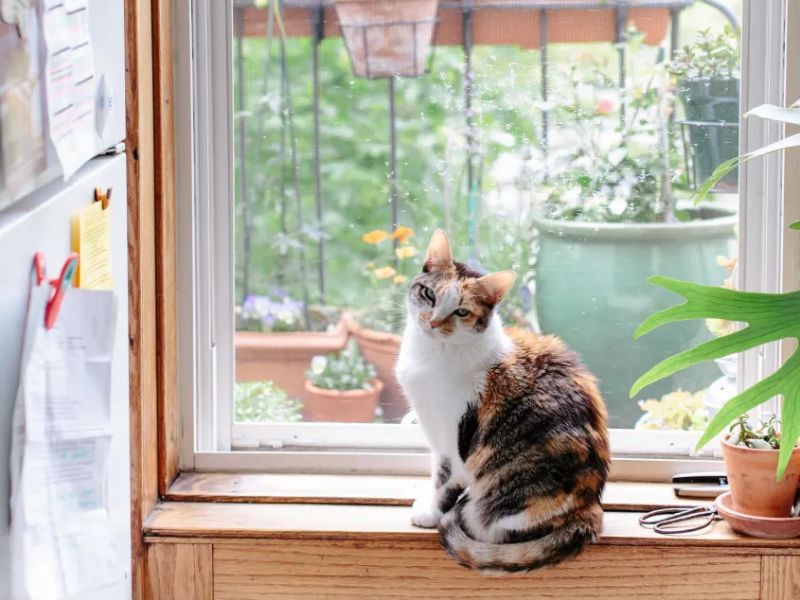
[175,0,796,480]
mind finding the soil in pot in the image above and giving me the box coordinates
[533,208,737,427]
[303,378,383,423]
[721,438,800,518]
[346,315,408,423]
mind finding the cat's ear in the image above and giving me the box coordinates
[477,271,516,304]
[423,229,454,272]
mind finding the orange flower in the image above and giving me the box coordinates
[362,230,389,244]
[374,266,396,280]
[393,274,407,284]
[395,246,417,260]
[392,226,415,244]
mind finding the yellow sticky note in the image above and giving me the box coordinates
[71,201,113,290]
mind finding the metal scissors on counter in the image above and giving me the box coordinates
[638,505,718,535]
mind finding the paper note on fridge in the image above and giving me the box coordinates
[10,284,124,599]
[42,0,97,179]
[72,200,114,289]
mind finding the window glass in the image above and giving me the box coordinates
[232,1,742,433]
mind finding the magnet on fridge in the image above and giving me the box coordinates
[95,74,113,138]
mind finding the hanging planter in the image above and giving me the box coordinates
[335,0,439,78]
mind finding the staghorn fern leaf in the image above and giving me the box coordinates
[629,275,800,479]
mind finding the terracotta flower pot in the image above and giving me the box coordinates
[235,318,348,402]
[335,0,439,78]
[721,438,800,518]
[345,314,409,423]
[303,378,383,423]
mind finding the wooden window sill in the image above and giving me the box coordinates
[143,500,800,552]
[166,472,700,511]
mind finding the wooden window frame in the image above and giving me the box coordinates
[127,0,800,598]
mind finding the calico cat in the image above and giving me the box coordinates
[396,230,610,573]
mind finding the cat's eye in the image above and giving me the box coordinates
[421,286,436,304]
[454,308,470,318]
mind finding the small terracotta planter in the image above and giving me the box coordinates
[303,378,383,423]
[721,438,800,518]
[335,0,439,78]
[235,317,348,402]
[345,314,409,423]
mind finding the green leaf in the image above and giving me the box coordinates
[693,133,800,205]
[790,222,800,231]
[630,276,800,479]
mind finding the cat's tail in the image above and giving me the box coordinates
[438,499,602,574]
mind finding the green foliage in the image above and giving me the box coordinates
[728,415,781,450]
[234,380,303,422]
[636,389,709,432]
[629,275,800,479]
[669,27,739,80]
[306,340,377,391]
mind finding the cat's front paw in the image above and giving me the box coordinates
[410,497,441,528]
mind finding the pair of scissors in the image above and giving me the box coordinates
[31,252,79,330]
[638,505,718,535]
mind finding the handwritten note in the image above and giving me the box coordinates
[72,200,113,289]
[42,0,96,179]
[10,284,123,599]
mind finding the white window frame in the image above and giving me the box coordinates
[176,0,798,480]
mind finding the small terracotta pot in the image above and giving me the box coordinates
[303,378,383,423]
[721,438,800,518]
[234,317,348,402]
[345,313,409,422]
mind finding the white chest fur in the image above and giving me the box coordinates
[396,318,511,478]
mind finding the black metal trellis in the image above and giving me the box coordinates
[311,6,325,302]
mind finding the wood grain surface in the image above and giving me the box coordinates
[212,541,760,600]
[166,472,698,511]
[146,543,212,600]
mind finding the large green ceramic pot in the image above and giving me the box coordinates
[533,209,737,428]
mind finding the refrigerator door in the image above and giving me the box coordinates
[0,154,130,599]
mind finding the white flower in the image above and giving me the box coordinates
[490,152,523,184]
[609,195,627,216]
[310,355,327,375]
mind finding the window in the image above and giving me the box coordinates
[176,0,794,479]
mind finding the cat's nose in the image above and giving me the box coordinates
[430,319,443,329]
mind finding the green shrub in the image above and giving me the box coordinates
[234,380,303,422]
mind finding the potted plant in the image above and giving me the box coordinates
[346,225,417,422]
[631,101,800,517]
[721,417,800,518]
[530,52,736,427]
[335,0,439,78]
[670,27,740,189]
[303,340,383,423]
[235,292,348,403]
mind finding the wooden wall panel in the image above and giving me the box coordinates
[761,556,800,600]
[146,543,213,600]
[212,541,761,600]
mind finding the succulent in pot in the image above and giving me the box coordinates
[721,417,800,518]
[303,340,383,423]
